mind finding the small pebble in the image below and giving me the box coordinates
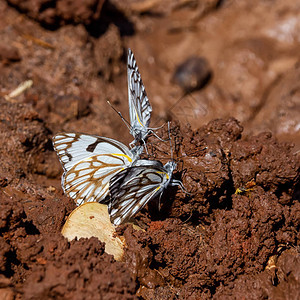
[173,56,212,92]
[0,43,21,63]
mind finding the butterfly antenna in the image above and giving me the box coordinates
[176,147,208,159]
[107,100,132,131]
[167,121,174,161]
[168,127,192,195]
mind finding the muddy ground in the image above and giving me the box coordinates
[0,0,299,299]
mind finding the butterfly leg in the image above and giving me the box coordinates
[170,179,191,195]
[129,140,135,148]
[148,129,170,142]
[158,191,164,211]
[149,122,166,131]
[142,139,150,155]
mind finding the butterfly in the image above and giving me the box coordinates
[109,49,164,148]
[108,159,185,225]
[52,133,144,206]
[127,48,153,146]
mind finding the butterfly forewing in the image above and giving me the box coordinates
[108,162,170,225]
[53,133,137,205]
[127,49,152,141]
[53,133,134,172]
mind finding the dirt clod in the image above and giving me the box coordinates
[0,0,299,298]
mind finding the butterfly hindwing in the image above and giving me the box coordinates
[62,153,135,205]
[108,160,173,225]
[53,133,137,205]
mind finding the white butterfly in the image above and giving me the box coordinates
[108,159,185,225]
[53,133,143,206]
[127,48,153,146]
[107,49,165,151]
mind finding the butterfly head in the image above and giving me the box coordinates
[164,160,177,176]
[164,160,188,194]
[130,126,148,142]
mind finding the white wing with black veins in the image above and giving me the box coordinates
[127,48,152,143]
[53,133,137,205]
[108,160,173,225]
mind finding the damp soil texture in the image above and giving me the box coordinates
[0,0,299,299]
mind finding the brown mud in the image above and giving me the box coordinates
[0,0,299,299]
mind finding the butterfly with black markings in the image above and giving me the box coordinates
[109,48,164,148]
[108,159,185,225]
[127,48,153,146]
[53,133,143,206]
[53,49,173,217]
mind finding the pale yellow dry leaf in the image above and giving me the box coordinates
[61,202,125,261]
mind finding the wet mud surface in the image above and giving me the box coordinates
[0,0,299,299]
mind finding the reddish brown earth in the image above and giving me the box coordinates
[0,0,299,299]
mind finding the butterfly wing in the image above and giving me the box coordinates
[127,48,152,142]
[53,133,135,205]
[108,161,168,225]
